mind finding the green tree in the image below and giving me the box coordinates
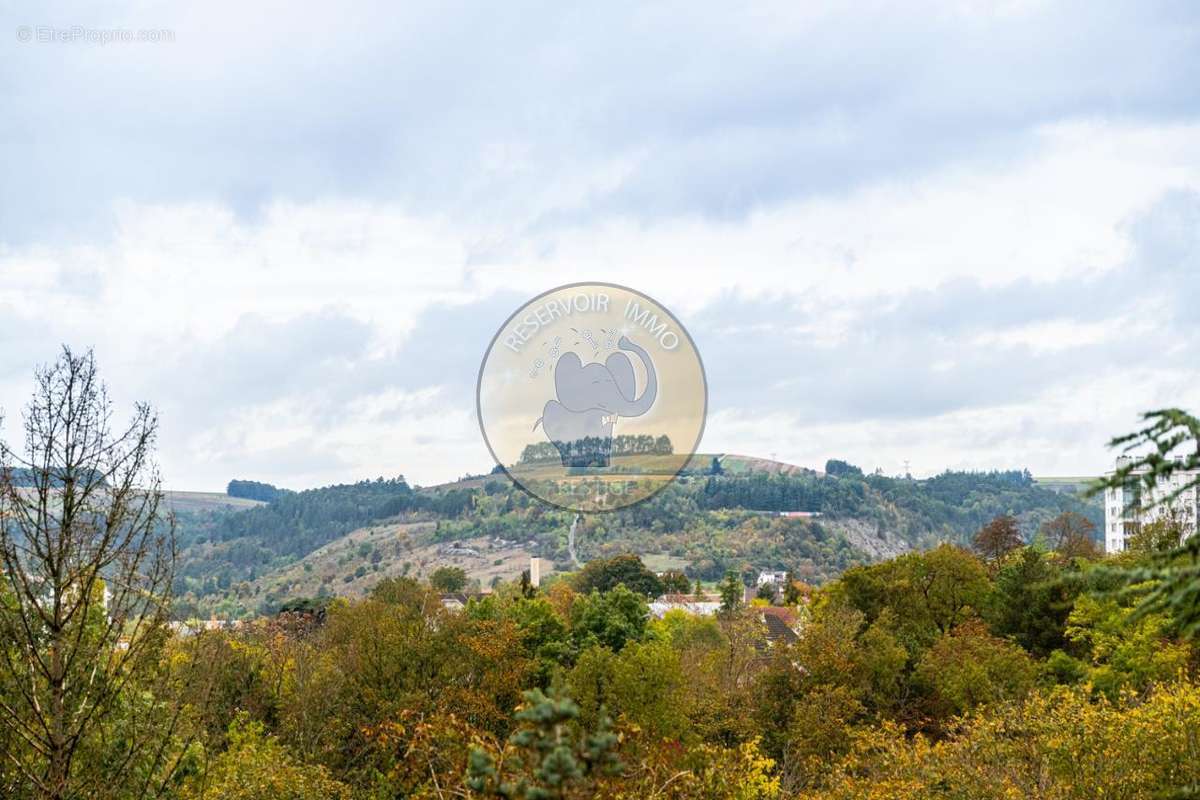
[502,598,573,685]
[648,608,723,650]
[572,555,663,598]
[752,603,904,788]
[916,620,1037,718]
[783,573,804,605]
[466,688,621,799]
[659,570,692,594]
[833,545,991,657]
[181,717,352,800]
[430,565,469,593]
[1125,508,1191,555]
[719,571,743,614]
[568,640,688,740]
[986,547,1076,657]
[570,585,649,653]
[370,575,440,610]
[1065,593,1192,698]
[824,460,863,478]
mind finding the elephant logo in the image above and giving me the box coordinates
[477,282,707,513]
[535,336,657,468]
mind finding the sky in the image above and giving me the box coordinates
[1,1,1198,490]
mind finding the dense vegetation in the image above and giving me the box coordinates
[226,479,292,503]
[21,529,1200,800]
[173,463,1100,618]
[3,351,1198,800]
[519,434,675,464]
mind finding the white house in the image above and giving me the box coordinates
[756,570,789,587]
[1104,455,1199,553]
[649,598,722,618]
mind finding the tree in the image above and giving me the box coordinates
[783,575,814,606]
[1125,507,1191,555]
[0,348,189,800]
[483,597,572,685]
[833,544,991,660]
[972,514,1023,564]
[915,620,1037,719]
[466,688,621,799]
[572,554,663,597]
[986,547,1075,657]
[1039,511,1098,559]
[824,460,863,479]
[181,716,351,800]
[1065,594,1192,698]
[813,682,1200,799]
[226,479,290,503]
[430,565,468,593]
[570,585,649,652]
[718,571,743,614]
[659,570,691,594]
[568,640,688,740]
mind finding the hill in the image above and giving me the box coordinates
[169,458,1101,618]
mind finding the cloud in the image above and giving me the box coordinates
[1,2,1199,487]
[3,1,1200,243]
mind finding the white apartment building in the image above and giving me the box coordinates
[1104,455,1200,553]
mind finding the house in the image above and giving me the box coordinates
[759,606,800,646]
[649,593,722,617]
[168,618,243,637]
[756,570,788,587]
[439,593,470,611]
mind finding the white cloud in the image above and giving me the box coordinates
[2,2,1199,488]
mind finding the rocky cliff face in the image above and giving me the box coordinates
[826,517,913,562]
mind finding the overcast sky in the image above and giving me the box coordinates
[2,1,1198,490]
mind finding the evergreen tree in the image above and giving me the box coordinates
[719,571,743,614]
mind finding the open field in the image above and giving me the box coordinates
[640,552,692,573]
[1033,476,1098,496]
[164,491,265,513]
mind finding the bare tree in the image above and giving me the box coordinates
[0,348,185,800]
